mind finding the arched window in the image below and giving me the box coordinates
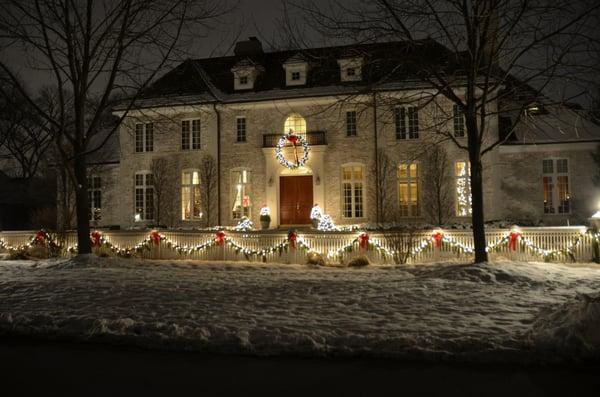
[284,113,306,135]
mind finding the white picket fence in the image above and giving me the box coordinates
[0,227,595,264]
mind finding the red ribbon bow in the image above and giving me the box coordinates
[288,231,297,249]
[35,231,46,244]
[90,231,102,247]
[432,231,443,248]
[215,231,226,246]
[150,230,161,245]
[508,231,521,251]
[286,134,299,145]
[358,232,369,251]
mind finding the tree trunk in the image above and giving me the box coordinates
[74,154,91,255]
[469,152,488,263]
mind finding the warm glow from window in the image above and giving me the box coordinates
[284,114,306,135]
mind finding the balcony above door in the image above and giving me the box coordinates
[262,131,327,147]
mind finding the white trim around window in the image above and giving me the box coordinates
[341,163,365,219]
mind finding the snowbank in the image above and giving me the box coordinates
[1,258,599,363]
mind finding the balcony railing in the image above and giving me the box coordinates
[262,131,327,147]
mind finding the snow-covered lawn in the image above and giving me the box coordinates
[0,257,599,363]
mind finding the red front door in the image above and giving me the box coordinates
[279,176,313,225]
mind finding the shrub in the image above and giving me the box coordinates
[306,251,325,266]
[348,256,370,267]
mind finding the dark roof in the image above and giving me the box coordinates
[133,40,463,106]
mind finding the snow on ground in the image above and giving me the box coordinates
[0,257,599,363]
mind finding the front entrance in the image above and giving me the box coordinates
[279,175,313,225]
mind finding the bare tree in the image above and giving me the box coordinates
[292,0,599,262]
[151,157,176,227]
[199,153,218,227]
[372,149,393,224]
[422,145,453,226]
[0,0,231,255]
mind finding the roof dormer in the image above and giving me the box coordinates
[337,57,363,82]
[283,53,309,86]
[231,58,264,91]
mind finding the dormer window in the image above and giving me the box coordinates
[337,57,363,82]
[283,53,309,86]
[231,58,264,91]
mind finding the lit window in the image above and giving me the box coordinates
[453,104,465,137]
[181,170,202,220]
[395,107,419,139]
[346,111,357,137]
[181,119,201,150]
[455,161,472,216]
[543,159,570,214]
[135,172,154,221]
[398,164,419,217]
[88,175,101,221]
[291,71,301,81]
[237,117,247,142]
[135,123,153,152]
[232,170,251,220]
[342,165,364,218]
[283,113,306,135]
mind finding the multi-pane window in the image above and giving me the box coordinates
[181,170,202,220]
[236,117,247,142]
[284,113,306,135]
[239,76,248,85]
[346,68,355,77]
[88,175,101,221]
[135,123,153,152]
[291,71,300,81]
[181,119,201,150]
[398,163,419,217]
[232,170,251,220]
[455,161,472,216]
[395,107,419,139]
[543,159,570,214]
[342,165,364,218]
[346,111,357,136]
[134,172,154,221]
[453,104,465,137]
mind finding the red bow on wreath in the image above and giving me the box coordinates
[508,231,521,251]
[286,134,299,145]
[432,231,443,249]
[90,231,102,247]
[150,230,161,245]
[358,232,369,251]
[288,231,297,249]
[215,231,226,246]
[35,230,47,245]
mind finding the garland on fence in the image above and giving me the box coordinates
[1,228,597,263]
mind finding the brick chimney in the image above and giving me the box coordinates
[234,37,263,57]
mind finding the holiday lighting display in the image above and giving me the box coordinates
[0,227,597,263]
[234,216,254,232]
[275,130,310,169]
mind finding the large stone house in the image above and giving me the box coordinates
[88,38,600,229]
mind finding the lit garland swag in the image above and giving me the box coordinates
[1,229,598,263]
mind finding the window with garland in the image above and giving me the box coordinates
[455,161,472,216]
[398,163,419,217]
[342,164,364,218]
[231,169,251,220]
[181,170,202,220]
[135,172,154,221]
[543,159,570,214]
